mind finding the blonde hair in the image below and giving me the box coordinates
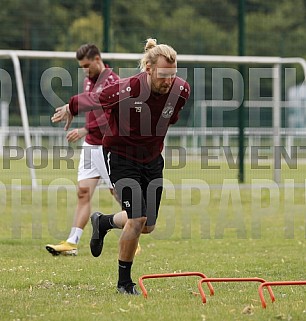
[140,38,177,71]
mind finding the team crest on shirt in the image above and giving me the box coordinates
[162,104,174,118]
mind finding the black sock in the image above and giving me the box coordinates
[118,260,133,286]
[99,214,117,230]
[109,214,118,228]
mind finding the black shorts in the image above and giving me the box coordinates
[103,150,164,226]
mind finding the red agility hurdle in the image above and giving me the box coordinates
[258,280,306,308]
[138,272,215,303]
[198,277,275,305]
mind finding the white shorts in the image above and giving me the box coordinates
[77,141,112,189]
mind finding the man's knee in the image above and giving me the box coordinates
[142,225,155,234]
[128,216,147,233]
[77,187,90,202]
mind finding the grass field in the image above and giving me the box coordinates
[0,157,305,321]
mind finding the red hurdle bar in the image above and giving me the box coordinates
[198,277,275,305]
[258,280,306,308]
[138,272,215,303]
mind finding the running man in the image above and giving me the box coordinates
[46,44,124,256]
[52,39,190,294]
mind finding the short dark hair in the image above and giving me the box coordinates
[76,44,101,61]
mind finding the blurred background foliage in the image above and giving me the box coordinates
[1,0,306,125]
[1,0,306,56]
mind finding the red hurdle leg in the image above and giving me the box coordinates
[258,280,306,308]
[138,272,215,303]
[198,277,275,305]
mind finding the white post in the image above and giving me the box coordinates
[200,100,207,147]
[273,64,281,184]
[10,53,38,188]
[0,101,9,155]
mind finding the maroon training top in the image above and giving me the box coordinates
[83,66,119,145]
[69,72,190,163]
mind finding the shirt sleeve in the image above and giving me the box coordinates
[68,90,109,116]
[85,109,110,132]
[169,80,191,125]
[68,79,135,116]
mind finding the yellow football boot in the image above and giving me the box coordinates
[46,241,78,256]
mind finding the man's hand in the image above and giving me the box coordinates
[66,128,88,143]
[51,104,73,131]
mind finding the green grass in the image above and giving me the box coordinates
[0,158,305,320]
